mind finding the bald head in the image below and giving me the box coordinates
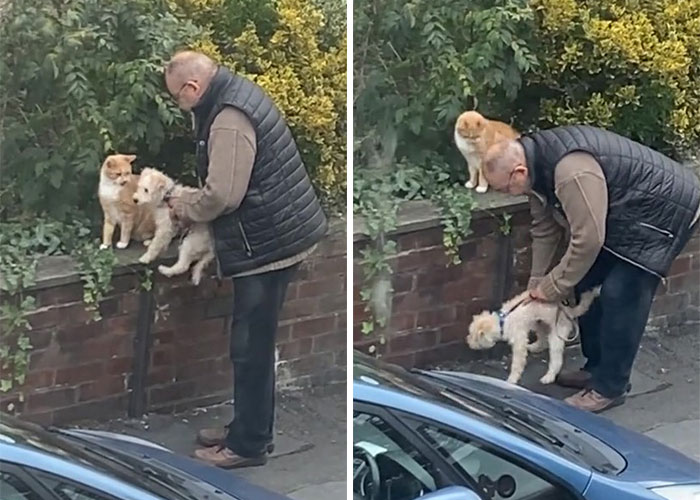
[164,51,218,111]
[165,51,217,82]
[482,139,530,195]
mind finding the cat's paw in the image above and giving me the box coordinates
[116,241,129,249]
[143,239,152,247]
[539,373,556,385]
[465,180,475,189]
[476,185,488,193]
[99,243,110,250]
[138,253,154,264]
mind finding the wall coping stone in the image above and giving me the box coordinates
[353,192,528,242]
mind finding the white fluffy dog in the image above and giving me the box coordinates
[466,287,601,385]
[133,168,215,285]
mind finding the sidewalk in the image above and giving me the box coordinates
[434,332,700,461]
[89,388,346,499]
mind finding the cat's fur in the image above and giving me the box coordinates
[98,154,155,249]
[454,111,520,193]
[133,167,215,284]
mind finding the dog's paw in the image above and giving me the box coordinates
[191,274,202,286]
[99,243,110,250]
[157,264,172,277]
[116,241,129,249]
[506,375,520,385]
[465,180,475,189]
[476,185,488,194]
[539,373,556,385]
[143,239,152,247]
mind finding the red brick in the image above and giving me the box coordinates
[173,318,226,341]
[390,312,416,332]
[392,293,428,313]
[383,352,416,368]
[186,335,229,361]
[393,273,415,293]
[27,387,77,412]
[176,359,218,381]
[389,330,439,354]
[28,329,54,350]
[416,267,464,288]
[25,411,54,426]
[297,277,344,298]
[279,338,313,359]
[79,376,127,401]
[440,324,468,344]
[280,298,318,320]
[56,322,103,344]
[417,307,457,328]
[62,334,133,360]
[55,362,104,385]
[669,272,700,294]
[276,324,292,343]
[194,373,231,396]
[684,235,700,253]
[413,342,464,366]
[147,366,175,386]
[152,347,174,367]
[102,315,137,336]
[398,228,443,251]
[318,292,347,313]
[24,369,55,388]
[313,255,347,275]
[51,395,127,424]
[121,294,140,314]
[311,333,345,353]
[283,352,334,376]
[397,248,450,272]
[27,303,93,330]
[106,357,133,375]
[36,283,84,307]
[110,275,139,294]
[290,315,337,339]
[669,256,692,276]
[98,297,121,318]
[149,381,196,405]
[153,329,174,344]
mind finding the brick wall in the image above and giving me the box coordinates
[354,197,700,368]
[1,222,346,425]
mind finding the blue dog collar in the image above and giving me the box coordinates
[497,309,507,332]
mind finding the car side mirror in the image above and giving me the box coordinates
[413,486,482,500]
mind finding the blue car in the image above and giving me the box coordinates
[353,351,700,500]
[0,413,290,500]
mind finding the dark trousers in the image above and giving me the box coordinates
[225,264,298,457]
[574,251,660,398]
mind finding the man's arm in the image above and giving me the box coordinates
[528,193,564,289]
[170,107,256,222]
[538,152,608,301]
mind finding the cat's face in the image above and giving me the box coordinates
[455,111,486,140]
[101,154,136,186]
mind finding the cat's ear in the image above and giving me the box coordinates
[125,155,137,163]
[103,157,114,169]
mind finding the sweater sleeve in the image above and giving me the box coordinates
[538,152,608,301]
[171,107,257,222]
[528,193,565,289]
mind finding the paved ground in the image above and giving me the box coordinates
[435,332,700,461]
[89,388,346,499]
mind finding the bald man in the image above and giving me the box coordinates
[164,51,328,467]
[483,125,700,413]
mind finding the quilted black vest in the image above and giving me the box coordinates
[192,67,328,276]
[519,125,700,277]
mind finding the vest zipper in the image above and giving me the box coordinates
[239,221,253,257]
[602,245,666,285]
[638,222,675,239]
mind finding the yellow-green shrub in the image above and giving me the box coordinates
[524,0,700,156]
[172,0,347,210]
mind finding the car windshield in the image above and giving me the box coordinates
[354,353,625,475]
[0,416,237,500]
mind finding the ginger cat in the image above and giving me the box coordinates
[454,111,520,193]
[98,154,156,249]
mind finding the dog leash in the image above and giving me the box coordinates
[555,302,580,342]
[497,294,529,332]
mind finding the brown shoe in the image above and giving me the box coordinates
[196,427,227,447]
[565,388,626,413]
[555,369,592,389]
[193,445,268,469]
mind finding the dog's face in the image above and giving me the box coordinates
[455,111,486,140]
[133,168,167,205]
[466,311,501,350]
[101,154,135,186]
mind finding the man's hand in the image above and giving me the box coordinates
[167,196,193,229]
[523,287,551,305]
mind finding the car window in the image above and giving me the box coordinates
[418,424,576,500]
[0,471,43,500]
[354,411,443,500]
[32,470,119,500]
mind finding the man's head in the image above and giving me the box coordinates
[164,51,218,111]
[483,139,530,195]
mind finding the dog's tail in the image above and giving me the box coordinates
[566,286,602,318]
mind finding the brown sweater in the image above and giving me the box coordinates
[528,152,700,300]
[170,107,316,277]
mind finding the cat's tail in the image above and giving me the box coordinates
[567,286,602,318]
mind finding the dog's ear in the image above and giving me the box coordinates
[154,175,167,193]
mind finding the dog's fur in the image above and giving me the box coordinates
[133,168,215,285]
[466,287,601,385]
[98,154,155,249]
[454,111,520,193]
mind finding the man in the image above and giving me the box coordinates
[483,125,700,412]
[163,51,328,467]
